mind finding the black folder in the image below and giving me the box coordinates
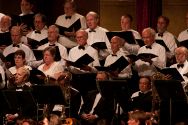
[179,39,188,49]
[127,53,158,62]
[11,14,35,30]
[91,42,107,50]
[156,67,184,82]
[56,19,81,35]
[66,54,94,68]
[33,49,43,60]
[106,31,136,44]
[95,56,129,72]
[135,39,145,47]
[155,39,170,52]
[0,32,12,46]
[27,37,48,49]
[29,69,46,85]
[5,52,15,67]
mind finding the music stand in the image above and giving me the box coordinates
[97,80,130,125]
[154,80,188,125]
[1,89,37,118]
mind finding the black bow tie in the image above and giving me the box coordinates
[89,29,96,32]
[35,30,41,34]
[158,33,163,37]
[146,46,152,49]
[112,54,117,56]
[78,46,85,50]
[177,64,184,68]
[65,16,71,19]
[13,44,19,48]
[49,44,56,46]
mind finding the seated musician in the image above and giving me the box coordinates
[130,76,152,112]
[38,46,65,81]
[79,71,114,125]
[6,67,34,123]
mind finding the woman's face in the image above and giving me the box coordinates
[15,55,25,68]
[43,50,54,64]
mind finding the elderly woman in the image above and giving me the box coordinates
[38,46,64,80]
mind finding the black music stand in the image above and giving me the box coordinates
[97,80,130,125]
[154,80,188,125]
[1,89,37,118]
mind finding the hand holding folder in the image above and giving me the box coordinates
[127,53,158,64]
[66,54,94,68]
[156,67,184,82]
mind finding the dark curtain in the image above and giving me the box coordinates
[136,0,162,34]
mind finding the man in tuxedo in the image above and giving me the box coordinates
[55,0,87,49]
[80,71,113,125]
[130,76,152,112]
[155,16,177,66]
[135,27,166,76]
[170,46,188,89]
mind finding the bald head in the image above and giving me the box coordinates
[175,46,188,64]
[0,15,11,32]
[142,27,156,46]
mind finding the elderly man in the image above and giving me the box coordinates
[135,27,166,76]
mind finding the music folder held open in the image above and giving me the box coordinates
[95,56,129,72]
[66,54,94,68]
[127,53,158,62]
[156,67,184,82]
[155,39,170,52]
[106,31,136,44]
[56,19,81,35]
[91,42,107,50]
[27,37,48,49]
[179,39,188,49]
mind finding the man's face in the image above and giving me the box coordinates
[76,31,87,46]
[11,29,21,44]
[64,2,74,16]
[86,14,98,29]
[111,37,121,54]
[15,68,26,85]
[142,30,154,46]
[175,49,187,64]
[48,27,58,43]
[157,17,167,33]
[121,17,131,31]
[20,0,33,14]
[34,16,45,31]
[0,16,11,31]
[139,78,151,92]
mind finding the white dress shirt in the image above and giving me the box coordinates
[135,42,166,76]
[155,31,177,59]
[3,43,36,64]
[86,26,111,60]
[68,44,100,74]
[55,13,87,48]
[104,50,132,78]
[178,29,188,42]
[26,27,48,43]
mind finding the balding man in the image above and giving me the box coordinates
[170,46,188,89]
[135,27,166,76]
[104,36,132,79]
